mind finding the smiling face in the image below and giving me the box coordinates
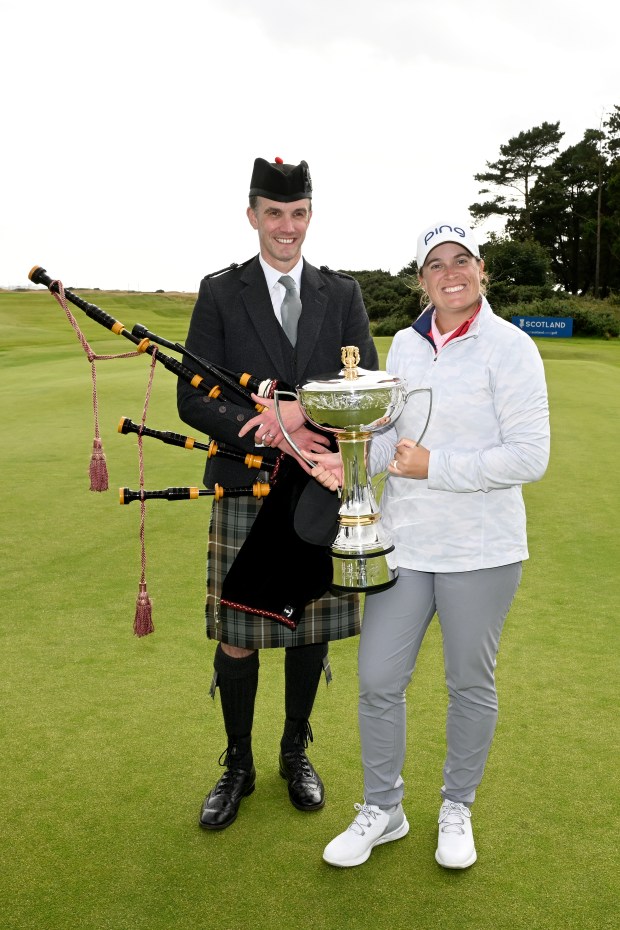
[247,197,312,273]
[419,242,484,332]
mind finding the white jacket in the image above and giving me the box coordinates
[370,298,550,572]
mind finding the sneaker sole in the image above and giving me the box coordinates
[323,817,410,868]
[434,847,477,869]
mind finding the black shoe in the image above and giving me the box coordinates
[279,750,325,811]
[199,765,256,830]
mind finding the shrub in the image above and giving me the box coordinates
[372,313,413,336]
[488,283,556,305]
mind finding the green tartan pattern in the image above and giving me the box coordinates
[205,495,360,648]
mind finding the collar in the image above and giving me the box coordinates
[259,254,304,293]
[431,301,482,349]
[413,298,485,347]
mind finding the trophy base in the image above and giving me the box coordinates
[330,546,398,593]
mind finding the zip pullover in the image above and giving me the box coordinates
[369,298,550,572]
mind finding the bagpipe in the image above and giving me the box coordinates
[29,267,338,634]
[119,484,271,504]
[28,265,272,413]
[117,417,274,474]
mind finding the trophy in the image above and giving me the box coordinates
[275,346,408,593]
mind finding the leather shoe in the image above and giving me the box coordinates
[279,750,325,811]
[199,765,256,830]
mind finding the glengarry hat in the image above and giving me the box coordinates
[416,221,480,268]
[249,156,312,203]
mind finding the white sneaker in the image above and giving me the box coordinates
[435,800,477,869]
[323,802,409,867]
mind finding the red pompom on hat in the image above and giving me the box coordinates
[275,156,284,164]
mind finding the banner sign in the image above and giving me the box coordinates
[511,316,573,338]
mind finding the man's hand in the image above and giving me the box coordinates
[284,426,331,457]
[238,395,307,447]
[239,394,330,457]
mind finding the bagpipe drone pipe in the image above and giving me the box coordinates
[29,267,340,632]
[28,266,273,413]
[117,417,275,474]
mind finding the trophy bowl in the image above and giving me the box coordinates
[280,346,408,593]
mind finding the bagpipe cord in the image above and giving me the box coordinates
[51,280,143,491]
[51,280,156,635]
[133,346,158,637]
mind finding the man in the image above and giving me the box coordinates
[177,156,378,830]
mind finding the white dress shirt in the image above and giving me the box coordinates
[259,254,303,324]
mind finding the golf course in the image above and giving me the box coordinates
[1,287,617,930]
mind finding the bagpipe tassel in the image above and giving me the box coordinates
[134,582,154,637]
[130,350,159,636]
[89,437,109,492]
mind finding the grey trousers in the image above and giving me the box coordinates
[358,564,522,808]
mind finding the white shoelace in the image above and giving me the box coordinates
[348,803,382,836]
[438,801,471,835]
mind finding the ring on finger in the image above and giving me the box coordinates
[392,458,398,468]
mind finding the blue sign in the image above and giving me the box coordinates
[511,316,573,338]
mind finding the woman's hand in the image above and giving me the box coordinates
[387,437,430,479]
[310,450,343,492]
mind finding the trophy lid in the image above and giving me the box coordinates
[295,347,407,433]
[298,346,404,393]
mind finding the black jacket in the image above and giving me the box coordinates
[177,255,378,488]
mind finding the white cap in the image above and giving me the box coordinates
[416,222,480,268]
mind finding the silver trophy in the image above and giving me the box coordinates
[275,346,409,593]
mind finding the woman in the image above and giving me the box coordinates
[314,220,550,869]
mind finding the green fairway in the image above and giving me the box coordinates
[1,289,618,930]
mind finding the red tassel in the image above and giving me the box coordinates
[89,438,109,492]
[134,582,154,637]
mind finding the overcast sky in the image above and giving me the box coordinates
[1,0,618,291]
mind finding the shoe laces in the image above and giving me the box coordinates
[211,768,240,795]
[291,720,314,750]
[218,746,235,768]
[438,801,471,835]
[218,743,249,769]
[348,803,382,836]
[282,749,314,779]
[213,747,249,795]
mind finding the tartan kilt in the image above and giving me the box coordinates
[205,494,360,648]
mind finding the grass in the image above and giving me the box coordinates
[0,290,618,930]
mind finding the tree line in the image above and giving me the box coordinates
[346,107,620,337]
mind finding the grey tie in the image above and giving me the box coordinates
[278,275,302,346]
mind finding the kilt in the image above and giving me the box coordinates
[206,494,360,648]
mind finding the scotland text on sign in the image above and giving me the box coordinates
[511,316,573,338]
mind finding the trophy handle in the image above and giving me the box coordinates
[273,390,317,469]
[405,388,433,446]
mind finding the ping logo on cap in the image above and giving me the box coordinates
[424,225,467,247]
[416,220,479,267]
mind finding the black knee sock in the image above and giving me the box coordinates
[213,644,259,769]
[281,643,328,753]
